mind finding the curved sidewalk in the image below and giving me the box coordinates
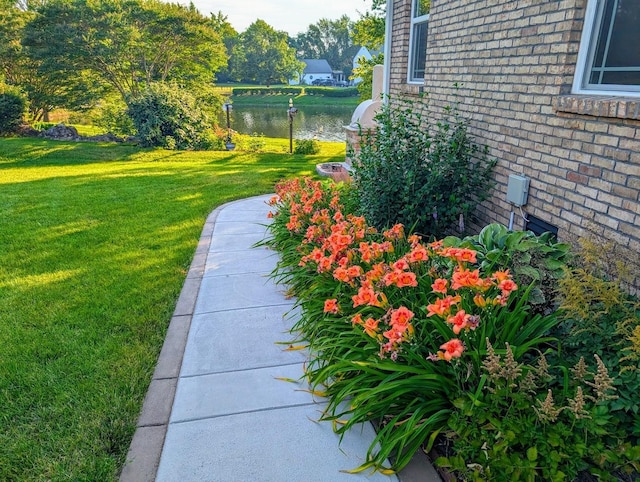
[120,194,441,482]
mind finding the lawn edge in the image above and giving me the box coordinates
[118,198,229,482]
[117,194,441,482]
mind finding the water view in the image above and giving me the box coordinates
[220,105,355,143]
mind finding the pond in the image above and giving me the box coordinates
[219,105,355,143]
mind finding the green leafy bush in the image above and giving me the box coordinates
[305,86,359,97]
[439,344,639,481]
[126,83,213,150]
[93,99,135,136]
[32,121,56,131]
[552,237,640,445]
[0,90,26,135]
[351,96,496,239]
[293,138,320,154]
[448,224,572,315]
[232,86,304,96]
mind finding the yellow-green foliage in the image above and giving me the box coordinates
[558,237,640,372]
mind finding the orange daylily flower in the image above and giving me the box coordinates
[323,299,340,314]
[426,295,461,317]
[492,269,512,282]
[451,268,484,290]
[407,245,429,263]
[447,309,471,335]
[365,263,387,283]
[383,223,404,240]
[395,271,418,288]
[392,259,410,271]
[363,317,380,337]
[352,281,383,307]
[439,338,465,361]
[473,293,487,307]
[390,306,414,328]
[431,278,449,294]
[499,278,518,296]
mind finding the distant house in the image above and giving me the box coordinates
[290,59,333,85]
[352,46,382,85]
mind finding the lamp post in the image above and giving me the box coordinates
[287,98,298,154]
[222,102,234,150]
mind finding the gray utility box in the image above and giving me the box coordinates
[506,174,530,207]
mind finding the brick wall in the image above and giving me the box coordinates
[387,0,640,288]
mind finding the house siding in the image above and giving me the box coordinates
[387,0,640,288]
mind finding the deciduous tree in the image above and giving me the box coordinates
[22,0,227,101]
[232,20,303,86]
[294,15,358,78]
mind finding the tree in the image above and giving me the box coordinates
[0,5,101,120]
[0,89,26,134]
[0,7,33,87]
[294,15,358,79]
[232,20,303,86]
[22,0,227,102]
[351,0,388,98]
[209,11,238,83]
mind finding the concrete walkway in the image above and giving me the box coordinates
[120,194,441,482]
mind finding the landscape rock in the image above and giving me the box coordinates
[37,123,123,143]
[16,123,41,137]
[40,123,79,140]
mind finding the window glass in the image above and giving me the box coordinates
[584,0,640,90]
[410,21,428,81]
[409,0,429,82]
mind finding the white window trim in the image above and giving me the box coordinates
[573,0,640,98]
[407,4,429,85]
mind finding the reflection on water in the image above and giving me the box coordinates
[220,105,354,142]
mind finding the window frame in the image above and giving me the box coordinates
[573,0,640,97]
[407,0,429,84]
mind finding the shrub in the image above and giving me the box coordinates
[93,99,135,136]
[552,237,640,445]
[447,223,572,315]
[293,138,320,155]
[126,83,213,150]
[438,345,638,481]
[32,121,56,131]
[232,86,304,96]
[351,96,496,239]
[0,90,26,135]
[305,86,359,97]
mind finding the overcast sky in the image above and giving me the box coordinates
[180,0,370,36]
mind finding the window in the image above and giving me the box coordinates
[574,0,640,96]
[408,0,430,83]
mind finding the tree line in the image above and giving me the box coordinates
[0,0,384,146]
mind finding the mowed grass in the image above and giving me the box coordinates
[0,137,343,480]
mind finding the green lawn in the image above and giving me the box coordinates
[0,137,341,480]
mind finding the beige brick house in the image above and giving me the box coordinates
[381,0,639,286]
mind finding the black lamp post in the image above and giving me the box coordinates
[222,102,234,150]
[287,97,298,154]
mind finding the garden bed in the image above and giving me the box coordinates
[262,177,640,481]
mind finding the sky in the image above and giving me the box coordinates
[180,0,370,36]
